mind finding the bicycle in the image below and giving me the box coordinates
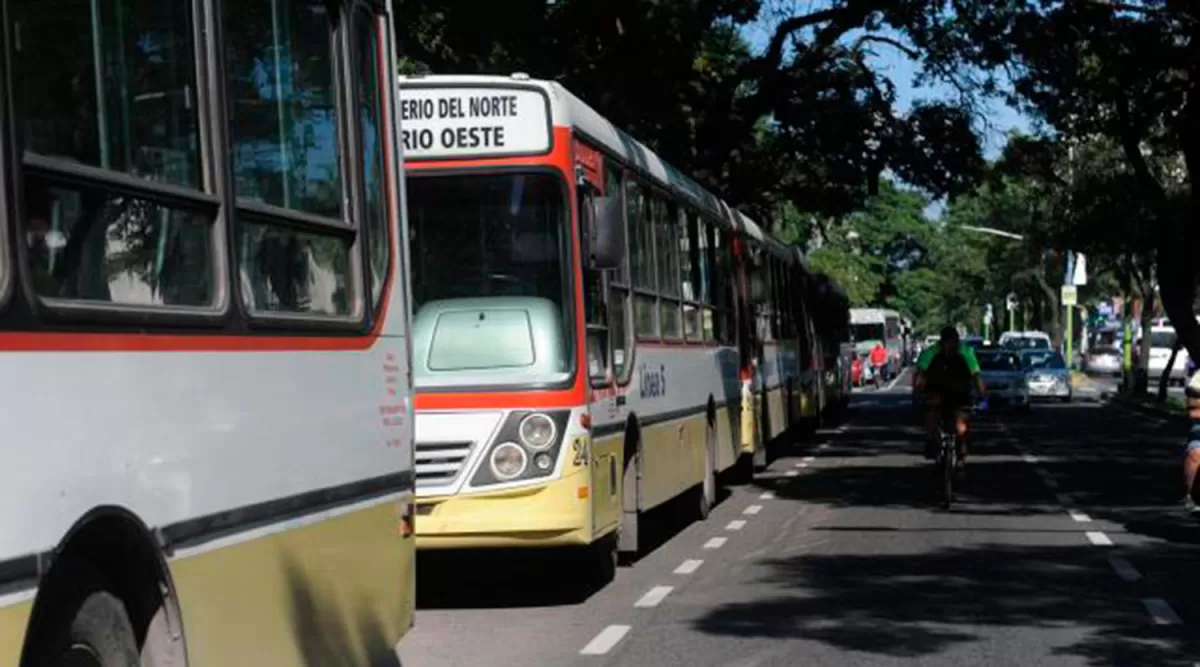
[935,398,987,509]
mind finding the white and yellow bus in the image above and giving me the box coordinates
[1,1,414,665]
[398,74,837,568]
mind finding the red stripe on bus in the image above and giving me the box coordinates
[414,385,587,411]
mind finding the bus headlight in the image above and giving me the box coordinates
[489,443,527,480]
[519,413,557,451]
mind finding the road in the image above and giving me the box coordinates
[398,376,1199,667]
[1083,372,1185,401]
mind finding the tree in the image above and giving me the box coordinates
[394,0,987,230]
[922,1,1200,360]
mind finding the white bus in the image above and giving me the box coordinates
[397,74,833,566]
[850,307,904,376]
[1,1,415,665]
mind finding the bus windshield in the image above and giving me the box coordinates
[852,323,885,343]
[408,172,572,388]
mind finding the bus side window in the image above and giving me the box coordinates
[12,0,216,311]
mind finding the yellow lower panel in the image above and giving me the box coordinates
[638,412,707,511]
[416,469,592,549]
[767,388,785,439]
[171,500,413,667]
[590,434,624,538]
[714,405,739,473]
[0,599,32,666]
[740,389,757,454]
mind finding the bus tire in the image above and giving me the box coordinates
[696,422,716,520]
[28,560,140,667]
[584,534,618,587]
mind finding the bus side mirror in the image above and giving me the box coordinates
[588,193,625,270]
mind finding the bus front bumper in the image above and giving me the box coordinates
[415,469,592,549]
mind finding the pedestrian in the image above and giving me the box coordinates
[869,342,888,389]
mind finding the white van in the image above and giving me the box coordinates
[1147,325,1190,383]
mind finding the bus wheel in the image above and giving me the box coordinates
[697,423,716,520]
[31,560,140,667]
[584,535,618,587]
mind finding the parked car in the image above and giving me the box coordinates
[1001,331,1052,351]
[1021,350,1072,402]
[1146,325,1190,384]
[977,349,1031,410]
[1084,346,1122,377]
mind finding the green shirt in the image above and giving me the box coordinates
[917,342,981,375]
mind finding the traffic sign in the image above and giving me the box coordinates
[1061,285,1078,306]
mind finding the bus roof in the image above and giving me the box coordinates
[398,74,796,259]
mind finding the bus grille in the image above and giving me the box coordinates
[415,441,475,488]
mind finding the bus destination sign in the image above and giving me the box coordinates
[399,86,551,160]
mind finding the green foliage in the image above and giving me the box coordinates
[394,0,986,228]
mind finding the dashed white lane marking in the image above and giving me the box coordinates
[885,371,905,391]
[786,470,801,476]
[1109,556,1142,582]
[1022,453,1040,464]
[759,491,776,500]
[1068,509,1092,523]
[580,625,631,655]
[674,559,703,575]
[703,537,727,550]
[802,456,815,462]
[1086,531,1114,546]
[818,443,830,450]
[1142,598,1183,625]
[794,462,806,468]
[634,585,673,608]
[744,505,762,515]
[726,520,746,531]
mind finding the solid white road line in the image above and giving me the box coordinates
[1108,556,1142,582]
[726,520,747,531]
[886,369,906,391]
[703,537,728,550]
[759,491,776,500]
[744,505,762,515]
[580,625,631,655]
[1086,531,1114,546]
[1068,509,1092,523]
[1142,598,1183,625]
[634,586,673,608]
[1022,453,1040,464]
[674,559,704,575]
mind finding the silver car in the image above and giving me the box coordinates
[1021,350,1072,402]
[1084,347,1122,377]
[977,350,1031,410]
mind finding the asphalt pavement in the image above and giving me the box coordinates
[398,373,1200,667]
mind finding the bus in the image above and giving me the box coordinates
[850,307,904,377]
[397,74,841,567]
[1,2,415,666]
[805,269,854,416]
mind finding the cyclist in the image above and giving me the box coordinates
[914,327,987,464]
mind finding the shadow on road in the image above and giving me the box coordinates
[691,542,1199,665]
[415,487,732,610]
[700,390,1200,665]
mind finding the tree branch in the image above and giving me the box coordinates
[760,7,849,72]
[1113,94,1171,212]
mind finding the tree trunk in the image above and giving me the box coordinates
[1158,341,1181,401]
[1136,302,1154,394]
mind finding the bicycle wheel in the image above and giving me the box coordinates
[941,437,955,509]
